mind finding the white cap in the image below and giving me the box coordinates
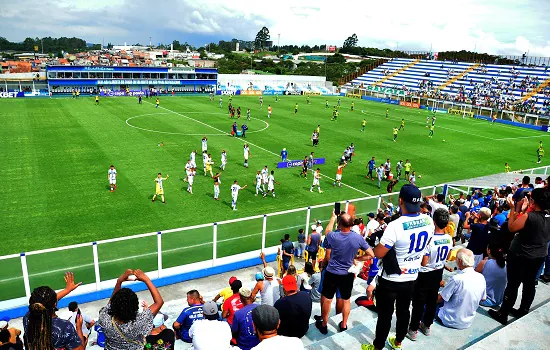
[311,224,317,231]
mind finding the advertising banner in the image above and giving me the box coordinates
[100,90,145,97]
[240,90,262,96]
[277,158,326,169]
[399,101,420,109]
[367,85,405,96]
[0,91,24,98]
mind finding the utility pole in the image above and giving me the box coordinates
[149,36,152,50]
[277,33,280,54]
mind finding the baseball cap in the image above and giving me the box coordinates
[367,212,375,218]
[252,305,280,332]
[399,184,422,213]
[239,287,252,298]
[255,272,264,281]
[229,276,238,285]
[282,275,297,293]
[263,266,275,278]
[152,312,168,328]
[202,301,219,316]
[311,224,317,231]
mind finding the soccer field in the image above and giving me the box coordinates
[0,94,544,300]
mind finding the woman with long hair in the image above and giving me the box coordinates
[97,269,163,350]
[489,188,550,324]
[476,243,507,307]
[24,272,85,350]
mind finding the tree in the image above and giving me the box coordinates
[342,34,358,49]
[107,42,113,49]
[254,26,270,51]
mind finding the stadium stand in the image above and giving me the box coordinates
[346,58,550,115]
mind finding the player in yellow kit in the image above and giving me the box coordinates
[152,173,169,203]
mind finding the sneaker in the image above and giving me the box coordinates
[387,337,402,349]
[361,345,375,350]
[510,307,528,318]
[319,190,324,193]
[488,309,508,325]
[419,323,431,336]
[310,189,313,192]
[313,315,322,322]
[315,320,328,335]
[406,329,417,341]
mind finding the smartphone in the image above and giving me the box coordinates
[334,202,341,216]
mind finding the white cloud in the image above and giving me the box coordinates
[0,0,548,56]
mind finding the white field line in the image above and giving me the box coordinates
[360,109,496,140]
[494,134,550,141]
[144,101,370,196]
[0,223,304,283]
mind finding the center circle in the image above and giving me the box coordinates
[125,112,270,136]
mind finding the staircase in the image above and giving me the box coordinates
[373,59,421,86]
[521,75,550,102]
[338,59,387,86]
[437,63,480,91]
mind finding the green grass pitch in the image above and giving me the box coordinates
[0,93,544,300]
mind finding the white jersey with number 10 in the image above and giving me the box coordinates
[420,233,453,272]
[231,184,241,198]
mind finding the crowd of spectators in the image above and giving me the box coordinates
[6,175,549,350]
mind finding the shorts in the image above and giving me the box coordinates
[313,179,320,186]
[244,157,249,161]
[335,174,342,181]
[308,250,318,261]
[302,166,308,173]
[268,184,274,191]
[188,179,194,185]
[268,112,271,117]
[156,189,164,195]
[321,270,354,300]
[318,269,342,299]
[109,179,116,185]
[295,109,298,113]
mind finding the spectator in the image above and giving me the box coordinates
[407,208,453,340]
[213,276,238,312]
[512,176,532,201]
[0,321,21,349]
[98,269,163,350]
[23,272,85,350]
[296,229,306,258]
[222,280,244,325]
[306,225,322,269]
[304,262,322,303]
[0,328,22,350]
[274,275,312,338]
[251,253,280,306]
[67,301,95,347]
[189,301,232,350]
[492,206,507,228]
[426,193,448,216]
[231,288,260,350]
[465,207,492,265]
[437,249,486,329]
[489,188,550,324]
[363,184,435,350]
[316,212,373,334]
[173,290,204,343]
[365,212,379,236]
[477,243,507,307]
[145,312,175,350]
[250,305,304,349]
[281,234,294,275]
[448,205,460,238]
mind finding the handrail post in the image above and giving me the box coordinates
[20,253,31,300]
[377,195,382,210]
[261,215,267,251]
[92,242,101,290]
[157,232,162,278]
[305,207,311,240]
[212,223,218,266]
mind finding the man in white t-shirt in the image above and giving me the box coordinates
[365,213,379,236]
[437,248,486,329]
[67,301,95,347]
[251,305,304,350]
[189,301,233,349]
[231,180,247,211]
[263,170,279,198]
[425,193,448,216]
[363,184,435,350]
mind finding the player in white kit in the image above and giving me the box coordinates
[231,180,247,210]
[213,172,221,200]
[220,150,227,170]
[201,137,208,152]
[263,170,280,198]
[202,151,208,176]
[187,168,195,194]
[261,166,269,192]
[310,168,323,193]
[243,144,250,168]
[190,150,197,165]
[108,165,117,192]
[184,160,193,182]
[255,171,264,196]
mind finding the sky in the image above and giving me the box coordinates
[1,0,549,56]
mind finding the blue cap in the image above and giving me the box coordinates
[399,184,422,213]
[367,212,375,218]
[255,272,264,281]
